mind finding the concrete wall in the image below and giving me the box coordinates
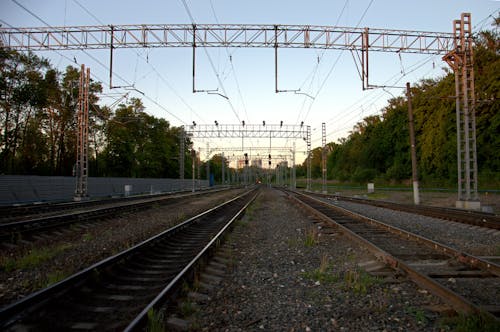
[0,175,208,205]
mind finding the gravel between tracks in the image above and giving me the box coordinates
[0,188,245,307]
[328,199,500,257]
[194,188,447,331]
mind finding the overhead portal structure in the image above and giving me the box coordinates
[185,123,310,190]
[0,14,479,207]
[199,146,301,188]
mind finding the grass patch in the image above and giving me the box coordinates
[439,312,500,332]
[147,308,165,332]
[179,300,197,317]
[304,227,320,247]
[342,268,381,295]
[82,233,93,242]
[366,192,389,200]
[235,220,249,228]
[0,244,72,272]
[45,270,70,287]
[302,254,338,284]
[406,306,428,325]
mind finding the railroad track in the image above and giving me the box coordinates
[0,187,235,243]
[306,191,500,230]
[0,187,230,223]
[287,190,500,321]
[0,188,258,331]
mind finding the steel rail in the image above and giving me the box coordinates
[0,187,236,242]
[0,186,228,222]
[125,188,258,331]
[307,191,500,229]
[286,189,500,321]
[0,188,258,330]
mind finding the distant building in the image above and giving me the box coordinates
[251,159,262,168]
[278,160,288,168]
[237,159,246,169]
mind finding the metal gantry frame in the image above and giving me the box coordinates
[198,146,298,187]
[0,15,478,201]
[185,123,310,189]
[0,24,454,52]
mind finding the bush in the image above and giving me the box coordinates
[351,168,377,183]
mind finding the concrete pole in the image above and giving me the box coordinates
[221,152,225,185]
[191,150,196,192]
[407,82,420,205]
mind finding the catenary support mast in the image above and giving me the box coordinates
[74,64,90,201]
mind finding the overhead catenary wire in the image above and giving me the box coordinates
[209,0,250,124]
[9,1,189,126]
[181,0,242,124]
[284,0,352,152]
[310,53,441,145]
[71,0,206,124]
[298,0,376,126]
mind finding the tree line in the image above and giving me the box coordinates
[302,26,499,187]
[1,23,498,185]
[0,48,193,178]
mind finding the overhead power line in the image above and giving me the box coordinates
[180,0,242,123]
[71,0,205,123]
[10,0,188,125]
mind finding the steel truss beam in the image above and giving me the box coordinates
[185,123,310,190]
[186,124,309,139]
[202,146,299,155]
[0,24,453,54]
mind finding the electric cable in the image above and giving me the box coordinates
[71,0,206,124]
[180,0,242,123]
[8,2,189,125]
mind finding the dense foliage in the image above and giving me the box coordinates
[0,48,192,178]
[1,24,498,185]
[306,27,499,187]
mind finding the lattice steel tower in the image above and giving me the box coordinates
[443,13,479,208]
[74,65,89,201]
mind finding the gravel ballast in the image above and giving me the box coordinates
[0,189,244,307]
[193,188,447,331]
[327,199,500,257]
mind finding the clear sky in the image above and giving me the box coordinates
[1,0,499,164]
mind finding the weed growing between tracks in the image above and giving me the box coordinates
[438,311,500,332]
[343,268,382,295]
[147,308,165,332]
[304,226,320,246]
[301,253,338,284]
[0,243,73,272]
[405,306,428,326]
[82,232,93,242]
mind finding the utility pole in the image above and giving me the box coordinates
[74,64,89,201]
[306,125,312,191]
[322,122,327,194]
[191,150,196,192]
[221,152,225,185]
[179,127,185,180]
[206,142,210,186]
[292,141,296,189]
[197,148,201,189]
[406,82,420,205]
